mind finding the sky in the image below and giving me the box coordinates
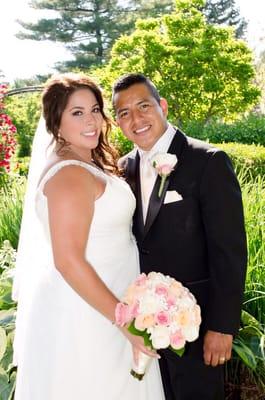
[1,0,265,83]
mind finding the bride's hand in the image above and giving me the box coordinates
[119,326,159,363]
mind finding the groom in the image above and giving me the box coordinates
[112,73,247,400]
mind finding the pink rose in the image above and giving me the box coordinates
[170,330,186,350]
[155,311,170,326]
[130,300,140,318]
[150,152,178,176]
[115,303,132,326]
[157,164,174,175]
[155,284,169,297]
[166,295,176,308]
[135,273,148,286]
[123,284,138,305]
[150,153,178,197]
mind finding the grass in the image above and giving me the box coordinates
[225,169,265,398]
[0,175,26,250]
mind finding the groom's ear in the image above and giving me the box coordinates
[159,98,168,117]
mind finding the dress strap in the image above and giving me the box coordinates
[37,160,104,194]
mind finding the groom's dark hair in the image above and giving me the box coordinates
[112,73,161,108]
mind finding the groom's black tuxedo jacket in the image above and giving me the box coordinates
[124,129,247,337]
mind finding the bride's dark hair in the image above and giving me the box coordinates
[42,72,119,174]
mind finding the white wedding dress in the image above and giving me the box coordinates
[14,160,165,400]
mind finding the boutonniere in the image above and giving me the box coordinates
[151,152,178,197]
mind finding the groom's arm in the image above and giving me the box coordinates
[199,150,247,366]
[200,149,247,333]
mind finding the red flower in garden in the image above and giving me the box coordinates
[0,83,17,173]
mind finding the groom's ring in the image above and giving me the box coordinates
[219,357,226,363]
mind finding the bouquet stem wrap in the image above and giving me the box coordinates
[131,352,152,380]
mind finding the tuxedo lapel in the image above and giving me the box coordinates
[143,129,187,238]
[125,155,138,197]
[144,174,170,236]
[126,152,145,237]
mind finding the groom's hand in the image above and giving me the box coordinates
[203,330,233,367]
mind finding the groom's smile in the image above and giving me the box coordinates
[114,83,168,151]
[134,124,152,135]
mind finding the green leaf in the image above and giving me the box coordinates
[0,367,9,399]
[127,321,153,348]
[142,331,153,348]
[0,310,16,330]
[239,325,262,338]
[236,323,265,363]
[0,338,15,372]
[233,339,257,370]
[0,368,16,400]
[127,321,144,336]
[7,370,16,400]
[241,309,262,330]
[169,346,185,357]
[0,327,7,362]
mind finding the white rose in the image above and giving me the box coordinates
[151,325,171,349]
[148,272,168,284]
[140,293,162,314]
[182,325,199,342]
[177,294,196,309]
[150,152,178,197]
[151,152,178,169]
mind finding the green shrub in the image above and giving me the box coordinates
[227,173,265,397]
[217,143,265,180]
[110,127,133,156]
[0,241,17,400]
[183,114,265,146]
[0,176,26,249]
[11,157,30,177]
[5,93,41,158]
[112,127,265,180]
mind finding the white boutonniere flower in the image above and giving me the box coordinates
[151,152,178,197]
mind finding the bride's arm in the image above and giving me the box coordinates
[45,165,118,321]
[45,165,157,358]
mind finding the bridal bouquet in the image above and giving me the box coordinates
[115,272,201,380]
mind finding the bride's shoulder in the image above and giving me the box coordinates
[38,158,96,195]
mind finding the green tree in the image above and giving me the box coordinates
[127,0,174,17]
[16,0,173,70]
[17,0,129,69]
[12,74,49,88]
[202,0,247,38]
[98,0,259,125]
[128,0,247,37]
[255,53,265,114]
[17,0,247,70]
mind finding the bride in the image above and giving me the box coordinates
[12,73,165,399]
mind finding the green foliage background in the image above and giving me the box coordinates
[5,94,41,158]
[0,1,264,396]
[97,0,260,125]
